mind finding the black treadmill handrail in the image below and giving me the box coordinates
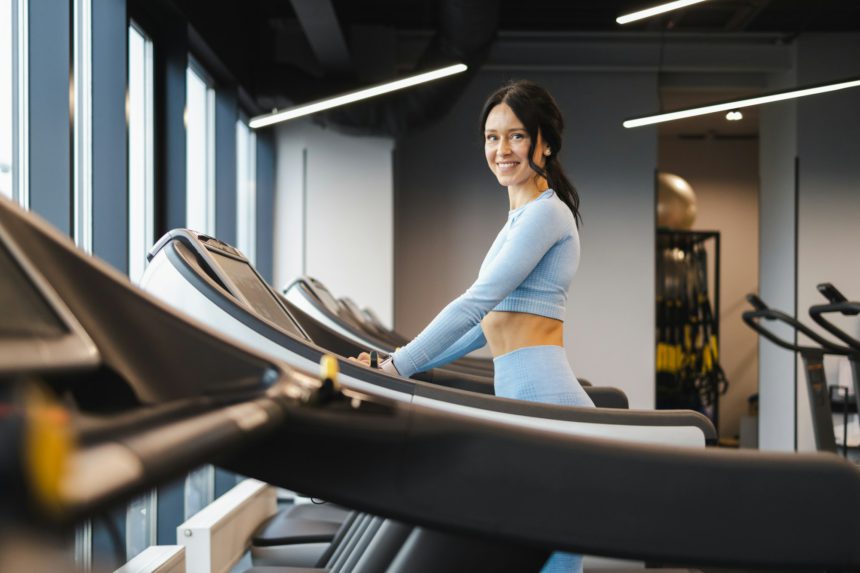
[809,283,860,352]
[743,294,851,355]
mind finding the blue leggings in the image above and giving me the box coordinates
[493,345,594,573]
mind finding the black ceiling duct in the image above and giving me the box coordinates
[314,0,500,138]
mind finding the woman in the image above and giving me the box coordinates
[359,80,593,573]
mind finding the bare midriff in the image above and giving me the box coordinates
[481,311,564,357]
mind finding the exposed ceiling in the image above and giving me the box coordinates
[173,0,860,135]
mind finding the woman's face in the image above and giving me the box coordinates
[484,102,548,189]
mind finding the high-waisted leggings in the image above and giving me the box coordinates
[493,345,595,573]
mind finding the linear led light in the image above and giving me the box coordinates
[616,0,708,24]
[249,63,468,129]
[623,76,860,128]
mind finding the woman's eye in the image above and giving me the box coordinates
[485,135,497,142]
[511,133,524,140]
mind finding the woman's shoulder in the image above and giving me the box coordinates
[519,189,575,229]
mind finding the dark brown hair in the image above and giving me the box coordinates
[480,80,581,226]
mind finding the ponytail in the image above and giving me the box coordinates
[529,153,582,227]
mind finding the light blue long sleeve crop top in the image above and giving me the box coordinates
[391,189,580,377]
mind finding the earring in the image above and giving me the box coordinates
[544,148,551,156]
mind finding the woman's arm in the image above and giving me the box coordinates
[417,322,487,372]
[391,199,573,377]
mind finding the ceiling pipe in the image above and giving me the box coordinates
[314,0,500,137]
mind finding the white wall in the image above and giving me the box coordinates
[274,119,395,326]
[394,70,659,409]
[795,34,860,451]
[758,56,798,451]
[659,137,759,440]
[758,33,860,452]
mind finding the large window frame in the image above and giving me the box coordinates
[185,58,215,235]
[127,21,155,283]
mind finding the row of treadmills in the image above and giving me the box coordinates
[2,193,860,571]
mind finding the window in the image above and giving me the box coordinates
[0,0,12,199]
[184,60,217,520]
[236,119,256,264]
[184,465,215,519]
[1,0,27,206]
[125,493,156,560]
[185,61,215,235]
[127,23,154,283]
[72,0,92,252]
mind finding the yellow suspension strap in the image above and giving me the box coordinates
[656,296,669,373]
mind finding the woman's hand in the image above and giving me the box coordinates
[349,351,399,375]
[350,352,375,367]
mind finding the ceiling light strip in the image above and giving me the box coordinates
[616,0,709,25]
[250,63,468,129]
[623,76,860,128]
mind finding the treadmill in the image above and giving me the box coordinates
[0,196,312,540]
[142,229,720,568]
[743,293,855,454]
[284,277,495,377]
[4,197,860,570]
[142,229,714,449]
[810,282,860,448]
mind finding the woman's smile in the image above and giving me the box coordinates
[496,160,520,171]
[484,102,548,193]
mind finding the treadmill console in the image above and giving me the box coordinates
[157,229,311,341]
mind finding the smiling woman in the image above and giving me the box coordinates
[356,80,592,573]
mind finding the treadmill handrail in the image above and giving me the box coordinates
[287,278,495,378]
[743,294,851,355]
[227,397,860,569]
[809,284,860,352]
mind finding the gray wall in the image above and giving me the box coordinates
[395,70,659,408]
[795,34,860,451]
[758,64,797,452]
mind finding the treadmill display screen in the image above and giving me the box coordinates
[0,242,67,338]
[208,249,305,338]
